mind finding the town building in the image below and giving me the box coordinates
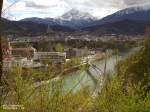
[3,57,28,70]
[2,38,15,61]
[65,48,90,58]
[11,47,37,58]
[34,52,66,64]
[65,48,76,58]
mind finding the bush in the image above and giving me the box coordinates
[91,79,150,112]
[117,33,150,93]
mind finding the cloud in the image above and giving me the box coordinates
[123,0,150,6]
[2,0,150,20]
[25,1,51,9]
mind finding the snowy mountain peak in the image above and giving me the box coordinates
[60,9,97,21]
[117,4,150,16]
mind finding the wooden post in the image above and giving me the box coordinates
[103,50,107,80]
[0,0,4,106]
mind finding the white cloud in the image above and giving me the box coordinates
[2,0,150,20]
[92,8,118,18]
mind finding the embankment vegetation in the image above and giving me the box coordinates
[1,33,150,112]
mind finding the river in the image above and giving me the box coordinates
[61,56,118,94]
[60,48,139,94]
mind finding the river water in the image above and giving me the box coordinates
[61,56,118,94]
[61,48,139,94]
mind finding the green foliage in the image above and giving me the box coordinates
[24,88,89,112]
[11,43,29,48]
[1,33,150,112]
[2,72,90,112]
[117,33,150,92]
[2,67,34,105]
[70,57,81,65]
[91,79,150,112]
[54,43,64,52]
[1,72,150,112]
[65,57,81,68]
[30,38,136,52]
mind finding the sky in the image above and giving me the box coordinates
[2,0,150,20]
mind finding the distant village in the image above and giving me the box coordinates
[2,37,100,71]
[2,34,143,72]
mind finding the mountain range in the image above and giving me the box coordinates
[89,4,150,26]
[2,4,150,36]
[21,9,97,29]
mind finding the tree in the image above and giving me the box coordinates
[54,43,64,52]
[118,31,150,93]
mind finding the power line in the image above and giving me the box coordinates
[2,0,21,15]
[2,0,30,34]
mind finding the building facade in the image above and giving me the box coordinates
[34,52,66,64]
[65,48,89,58]
[11,47,37,58]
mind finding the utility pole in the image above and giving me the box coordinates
[104,50,107,80]
[0,0,3,106]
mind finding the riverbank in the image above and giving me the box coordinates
[34,48,137,93]
[59,52,107,76]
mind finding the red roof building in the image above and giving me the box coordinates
[11,47,37,58]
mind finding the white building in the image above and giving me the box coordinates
[3,58,28,70]
[34,52,66,64]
